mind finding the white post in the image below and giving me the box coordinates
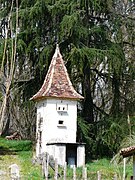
[54,158,58,180]
[97,171,101,180]
[44,154,49,180]
[42,158,44,177]
[133,155,135,180]
[64,162,67,180]
[73,165,76,180]
[82,166,87,180]
[123,158,126,180]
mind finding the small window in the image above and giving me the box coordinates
[58,120,64,125]
[56,104,68,112]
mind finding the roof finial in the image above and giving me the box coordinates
[53,43,61,58]
[56,43,59,51]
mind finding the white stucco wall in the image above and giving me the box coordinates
[77,145,85,167]
[55,145,66,166]
[36,98,77,156]
[46,143,85,167]
[46,144,66,166]
[36,100,47,156]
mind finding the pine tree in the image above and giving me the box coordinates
[0,0,134,156]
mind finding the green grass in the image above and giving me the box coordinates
[86,158,133,179]
[18,151,44,180]
[0,138,43,180]
[0,138,133,179]
[0,137,32,151]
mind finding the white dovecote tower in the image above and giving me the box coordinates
[30,45,85,167]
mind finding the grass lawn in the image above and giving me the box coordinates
[0,138,43,180]
[0,137,133,179]
[86,158,132,179]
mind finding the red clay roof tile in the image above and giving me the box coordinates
[30,45,84,101]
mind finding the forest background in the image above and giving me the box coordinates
[0,0,135,160]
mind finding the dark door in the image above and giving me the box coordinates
[66,144,77,167]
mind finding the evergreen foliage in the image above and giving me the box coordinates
[0,0,134,159]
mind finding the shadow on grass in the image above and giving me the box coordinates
[0,146,18,155]
[0,138,33,154]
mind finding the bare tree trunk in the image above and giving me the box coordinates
[1,96,10,136]
[0,0,18,135]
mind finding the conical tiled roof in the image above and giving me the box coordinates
[30,45,84,101]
